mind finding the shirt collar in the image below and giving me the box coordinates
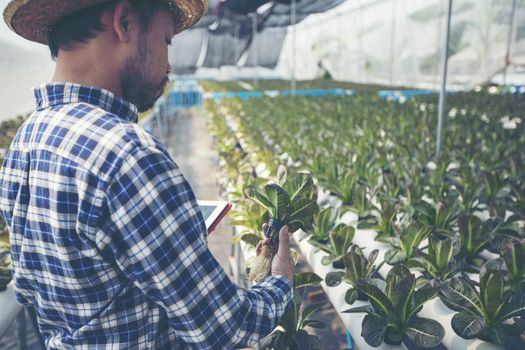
[33,83,139,124]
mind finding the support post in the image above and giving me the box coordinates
[503,0,517,86]
[388,0,397,85]
[252,14,259,89]
[291,0,296,95]
[436,0,453,159]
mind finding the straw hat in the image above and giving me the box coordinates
[3,0,208,45]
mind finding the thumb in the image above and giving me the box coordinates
[277,225,289,254]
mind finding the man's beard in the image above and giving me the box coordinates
[120,38,166,113]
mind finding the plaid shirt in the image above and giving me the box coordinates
[0,83,292,349]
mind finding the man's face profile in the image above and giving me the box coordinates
[120,8,174,112]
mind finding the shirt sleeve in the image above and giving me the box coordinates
[100,145,292,349]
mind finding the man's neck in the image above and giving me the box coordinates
[51,48,122,97]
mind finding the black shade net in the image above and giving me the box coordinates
[170,0,346,72]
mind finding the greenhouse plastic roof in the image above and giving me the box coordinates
[170,0,347,72]
[171,0,525,88]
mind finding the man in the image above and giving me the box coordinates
[0,0,294,348]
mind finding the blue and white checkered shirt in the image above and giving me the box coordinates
[0,83,292,349]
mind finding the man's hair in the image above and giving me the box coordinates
[48,0,168,60]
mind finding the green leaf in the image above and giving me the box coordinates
[384,248,407,265]
[344,245,365,283]
[284,172,315,201]
[256,330,282,350]
[402,224,431,256]
[479,269,506,315]
[301,302,325,322]
[357,217,378,230]
[342,305,372,313]
[325,271,344,287]
[440,277,484,315]
[458,214,485,258]
[361,314,388,347]
[321,254,338,266]
[386,265,415,318]
[287,198,319,222]
[313,207,334,239]
[279,301,299,333]
[411,282,439,319]
[366,249,380,269]
[330,224,355,256]
[430,235,457,271]
[502,239,525,285]
[345,288,359,305]
[356,280,393,317]
[302,319,326,329]
[294,272,323,289]
[240,233,263,247]
[451,311,486,339]
[292,330,321,350]
[406,317,445,347]
[385,264,412,296]
[272,330,292,349]
[264,183,290,218]
[244,185,274,215]
[277,165,287,186]
[407,255,436,276]
[499,292,525,320]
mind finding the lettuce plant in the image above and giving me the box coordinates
[256,272,325,350]
[245,165,319,282]
[411,200,459,237]
[309,207,338,244]
[400,164,424,205]
[378,169,402,199]
[384,224,432,265]
[448,167,483,214]
[501,239,525,293]
[325,245,384,305]
[487,214,524,252]
[344,265,444,348]
[486,239,525,294]
[316,224,355,268]
[245,165,318,240]
[479,170,511,218]
[358,197,400,243]
[407,235,461,283]
[456,215,495,266]
[441,269,525,348]
[324,166,357,205]
[424,160,454,205]
[330,178,374,217]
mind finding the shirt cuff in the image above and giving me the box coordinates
[256,275,293,304]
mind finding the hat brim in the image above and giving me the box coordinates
[3,0,207,45]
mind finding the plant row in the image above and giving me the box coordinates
[203,86,525,349]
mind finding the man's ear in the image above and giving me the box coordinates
[113,0,133,43]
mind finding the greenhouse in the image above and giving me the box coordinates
[1,0,525,349]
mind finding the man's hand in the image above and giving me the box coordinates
[256,223,294,284]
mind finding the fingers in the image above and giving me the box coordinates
[256,223,270,255]
[256,237,271,255]
[277,225,289,255]
[262,223,269,236]
[256,240,263,255]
